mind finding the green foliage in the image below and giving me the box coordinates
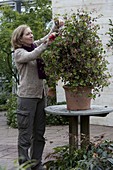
[0,92,8,105]
[0,158,48,170]
[45,140,113,170]
[76,140,113,170]
[0,166,6,170]
[0,104,7,111]
[46,114,68,125]
[0,92,9,111]
[45,145,84,170]
[43,9,111,99]
[14,159,38,170]
[6,94,17,128]
[107,19,113,51]
[0,84,11,110]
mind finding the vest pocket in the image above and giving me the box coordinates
[17,110,29,129]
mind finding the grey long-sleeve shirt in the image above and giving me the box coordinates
[14,43,48,98]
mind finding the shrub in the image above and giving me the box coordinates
[0,92,9,105]
[107,19,113,51]
[45,140,113,170]
[43,9,111,99]
[6,93,17,128]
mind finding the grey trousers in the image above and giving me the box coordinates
[17,96,46,167]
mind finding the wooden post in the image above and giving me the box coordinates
[80,116,90,148]
[69,116,78,153]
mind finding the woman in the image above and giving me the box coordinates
[11,24,57,170]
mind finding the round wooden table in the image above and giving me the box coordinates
[45,105,113,152]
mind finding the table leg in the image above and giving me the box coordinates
[80,116,90,148]
[69,116,78,152]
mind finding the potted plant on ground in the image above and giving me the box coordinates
[43,9,111,110]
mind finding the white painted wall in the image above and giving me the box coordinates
[52,0,113,126]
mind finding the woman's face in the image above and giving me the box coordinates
[21,27,34,46]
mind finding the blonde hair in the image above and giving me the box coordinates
[11,24,30,50]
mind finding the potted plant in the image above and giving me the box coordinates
[43,9,111,110]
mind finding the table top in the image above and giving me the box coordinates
[45,105,113,116]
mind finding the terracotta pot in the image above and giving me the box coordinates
[63,86,92,111]
[47,87,56,97]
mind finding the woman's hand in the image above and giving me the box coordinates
[44,32,56,45]
[49,32,56,41]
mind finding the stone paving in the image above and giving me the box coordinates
[0,111,113,170]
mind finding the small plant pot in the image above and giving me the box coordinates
[63,86,92,111]
[47,87,56,97]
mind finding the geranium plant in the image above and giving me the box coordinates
[43,9,111,99]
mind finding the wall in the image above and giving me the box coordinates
[52,0,113,126]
